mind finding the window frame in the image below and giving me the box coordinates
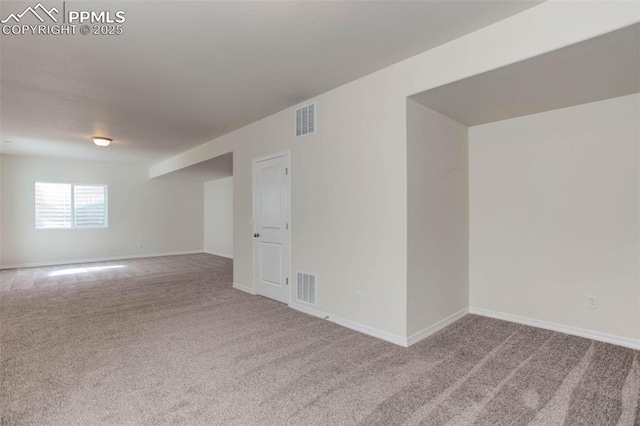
[34,182,109,230]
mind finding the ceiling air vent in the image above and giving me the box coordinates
[295,103,316,137]
[296,271,317,305]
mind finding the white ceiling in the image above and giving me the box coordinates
[1,0,542,165]
[411,23,640,126]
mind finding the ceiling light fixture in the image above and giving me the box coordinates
[92,136,112,147]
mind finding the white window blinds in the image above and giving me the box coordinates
[35,183,107,229]
[35,183,72,229]
[73,185,107,227]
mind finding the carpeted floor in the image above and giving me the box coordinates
[0,253,638,425]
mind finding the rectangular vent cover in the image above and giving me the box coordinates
[296,103,315,137]
[296,272,317,305]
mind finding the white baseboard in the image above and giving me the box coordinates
[406,308,469,347]
[289,302,407,347]
[203,251,233,259]
[329,313,408,347]
[469,306,640,350]
[288,302,327,319]
[0,250,205,270]
[233,282,256,295]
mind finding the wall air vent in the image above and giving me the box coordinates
[295,103,316,137]
[296,271,317,305]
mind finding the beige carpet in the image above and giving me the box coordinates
[1,253,638,425]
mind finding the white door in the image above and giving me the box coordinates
[253,153,290,304]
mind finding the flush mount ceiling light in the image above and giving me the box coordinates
[92,136,112,147]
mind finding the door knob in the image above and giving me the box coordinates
[254,233,260,238]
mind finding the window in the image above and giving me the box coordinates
[35,182,108,229]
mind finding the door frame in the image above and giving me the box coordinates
[252,150,291,303]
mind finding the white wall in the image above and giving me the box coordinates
[0,155,204,268]
[230,81,408,338]
[148,2,639,341]
[204,177,233,258]
[469,94,640,342]
[406,100,469,337]
[0,156,3,265]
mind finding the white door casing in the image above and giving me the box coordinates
[253,153,290,304]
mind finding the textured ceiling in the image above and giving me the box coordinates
[1,1,542,165]
[412,24,640,126]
